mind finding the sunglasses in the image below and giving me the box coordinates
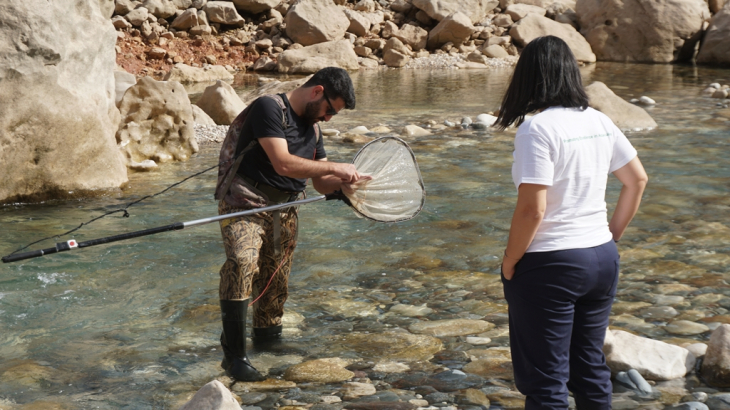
[322,91,338,116]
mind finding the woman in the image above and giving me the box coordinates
[495,36,648,410]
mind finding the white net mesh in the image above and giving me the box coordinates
[343,137,425,222]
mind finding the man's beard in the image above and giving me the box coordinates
[302,98,326,125]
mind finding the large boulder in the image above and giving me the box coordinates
[142,0,178,18]
[427,12,475,49]
[195,80,246,125]
[696,4,730,65]
[284,0,350,46]
[701,324,730,387]
[204,1,244,26]
[114,70,137,107]
[116,77,198,166]
[509,13,596,63]
[277,40,360,73]
[0,0,127,203]
[163,63,234,83]
[576,0,710,63]
[412,0,499,23]
[171,8,200,30]
[344,9,372,36]
[584,82,657,131]
[232,0,281,14]
[393,23,429,50]
[604,329,695,380]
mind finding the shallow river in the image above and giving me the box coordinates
[1,63,729,408]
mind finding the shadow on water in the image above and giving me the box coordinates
[0,63,729,408]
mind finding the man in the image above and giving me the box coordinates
[216,67,366,382]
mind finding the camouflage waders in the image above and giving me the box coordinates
[218,200,298,328]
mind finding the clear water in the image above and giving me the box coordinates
[1,63,729,408]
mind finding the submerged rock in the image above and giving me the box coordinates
[338,331,443,362]
[284,358,354,383]
[409,319,494,337]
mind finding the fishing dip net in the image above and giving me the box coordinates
[339,136,425,222]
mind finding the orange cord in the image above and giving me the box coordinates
[248,235,296,307]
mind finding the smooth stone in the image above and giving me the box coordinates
[232,379,297,392]
[686,343,708,358]
[321,128,340,137]
[348,126,370,134]
[655,295,686,306]
[710,83,722,89]
[604,329,695,380]
[369,125,391,133]
[460,117,472,127]
[320,395,342,403]
[639,96,656,105]
[179,380,240,410]
[640,306,679,320]
[239,392,268,405]
[465,336,492,345]
[665,320,710,336]
[338,331,443,362]
[706,393,730,409]
[340,382,377,400]
[615,371,638,390]
[284,358,354,383]
[444,120,455,127]
[475,113,497,125]
[389,303,434,317]
[669,402,709,410]
[409,319,495,337]
[684,392,709,403]
[372,361,410,373]
[627,369,653,394]
[402,124,431,137]
[392,369,485,392]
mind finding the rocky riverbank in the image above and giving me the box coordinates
[110,0,730,78]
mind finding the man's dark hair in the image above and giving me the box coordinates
[303,67,356,110]
[494,35,588,130]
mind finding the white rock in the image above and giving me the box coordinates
[372,361,411,373]
[604,329,696,380]
[114,70,137,107]
[192,104,216,125]
[638,96,656,105]
[277,40,360,74]
[179,380,241,410]
[340,382,377,400]
[389,303,433,316]
[164,63,234,83]
[686,342,708,358]
[402,124,431,137]
[284,0,350,46]
[348,126,370,134]
[466,336,492,345]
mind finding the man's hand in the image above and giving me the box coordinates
[331,163,364,184]
[341,175,373,196]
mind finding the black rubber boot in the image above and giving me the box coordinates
[220,299,265,382]
[252,325,283,347]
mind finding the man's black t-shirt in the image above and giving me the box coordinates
[235,94,326,192]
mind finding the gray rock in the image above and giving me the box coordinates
[509,13,595,63]
[204,1,244,26]
[627,369,652,395]
[239,392,268,405]
[669,402,709,410]
[707,393,730,410]
[171,8,199,30]
[427,12,474,49]
[142,0,177,18]
[126,7,150,26]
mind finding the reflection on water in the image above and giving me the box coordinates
[1,63,729,408]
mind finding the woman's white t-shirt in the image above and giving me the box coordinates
[512,106,637,253]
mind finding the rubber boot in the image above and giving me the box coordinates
[220,299,265,382]
[252,325,283,348]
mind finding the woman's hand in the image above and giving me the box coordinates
[501,255,518,280]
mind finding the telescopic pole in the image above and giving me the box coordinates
[2,195,330,264]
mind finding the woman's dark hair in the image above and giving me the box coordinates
[303,67,356,109]
[494,35,588,130]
